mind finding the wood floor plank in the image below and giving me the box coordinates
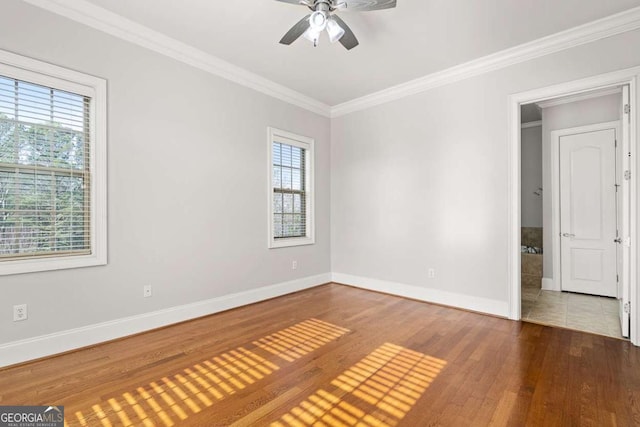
[1,283,639,426]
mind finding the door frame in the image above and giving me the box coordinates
[551,121,621,293]
[508,66,639,346]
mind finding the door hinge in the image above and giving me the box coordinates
[624,302,631,314]
[625,170,631,180]
[615,139,618,148]
[617,274,619,283]
[624,104,631,115]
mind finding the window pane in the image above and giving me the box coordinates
[19,124,49,167]
[0,77,15,119]
[292,168,301,191]
[272,165,281,188]
[55,175,87,251]
[272,142,281,166]
[274,214,283,238]
[283,214,293,236]
[292,147,302,169]
[293,214,304,236]
[273,192,283,213]
[53,129,85,169]
[283,193,293,214]
[281,143,292,168]
[293,194,302,213]
[281,167,292,190]
[0,121,16,163]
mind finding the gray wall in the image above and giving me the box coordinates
[2,0,640,348]
[541,93,621,279]
[0,1,331,344]
[331,29,640,304]
[521,125,543,228]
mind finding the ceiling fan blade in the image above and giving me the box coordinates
[274,0,306,5]
[331,15,359,50]
[279,15,311,45]
[339,0,396,11]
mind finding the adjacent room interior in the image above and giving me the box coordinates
[1,0,640,425]
[520,88,629,339]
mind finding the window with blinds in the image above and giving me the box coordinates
[0,76,90,258]
[272,142,306,238]
[268,128,314,248]
[0,50,107,275]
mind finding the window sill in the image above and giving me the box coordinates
[0,253,107,276]
[269,236,315,249]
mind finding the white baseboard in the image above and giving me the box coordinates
[332,273,509,318]
[541,277,556,291]
[0,273,331,368]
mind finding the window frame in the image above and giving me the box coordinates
[0,49,107,275]
[267,127,315,249]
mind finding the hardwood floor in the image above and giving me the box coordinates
[1,283,639,426]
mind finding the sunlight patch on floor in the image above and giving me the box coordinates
[254,318,350,362]
[63,319,350,427]
[271,343,447,427]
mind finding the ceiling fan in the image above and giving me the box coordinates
[276,0,397,50]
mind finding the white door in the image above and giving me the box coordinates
[560,127,617,297]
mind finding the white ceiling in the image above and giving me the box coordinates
[78,0,640,106]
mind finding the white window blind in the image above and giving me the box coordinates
[272,141,306,239]
[268,127,314,248]
[0,75,90,259]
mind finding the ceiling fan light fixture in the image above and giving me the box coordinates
[302,27,321,46]
[276,0,395,50]
[309,11,328,31]
[326,18,345,43]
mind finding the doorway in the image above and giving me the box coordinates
[508,67,639,346]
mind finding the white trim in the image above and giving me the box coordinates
[628,78,639,345]
[508,66,639,346]
[550,121,620,293]
[521,120,542,129]
[19,0,640,117]
[537,87,622,108]
[0,49,108,275]
[331,6,640,117]
[541,277,556,291]
[332,273,509,318]
[267,127,316,249]
[0,273,331,368]
[508,89,522,320]
[20,0,331,118]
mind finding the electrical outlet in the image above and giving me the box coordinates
[292,260,298,270]
[13,304,27,322]
[143,285,152,298]
[428,268,436,279]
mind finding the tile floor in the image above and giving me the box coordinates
[522,282,624,339]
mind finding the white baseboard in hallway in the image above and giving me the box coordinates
[332,273,509,318]
[0,273,331,368]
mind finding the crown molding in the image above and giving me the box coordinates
[19,1,640,119]
[331,6,640,117]
[21,0,332,118]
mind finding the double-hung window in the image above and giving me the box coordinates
[268,127,314,248]
[0,50,107,275]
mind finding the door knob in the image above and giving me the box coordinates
[614,238,622,243]
[562,233,575,237]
